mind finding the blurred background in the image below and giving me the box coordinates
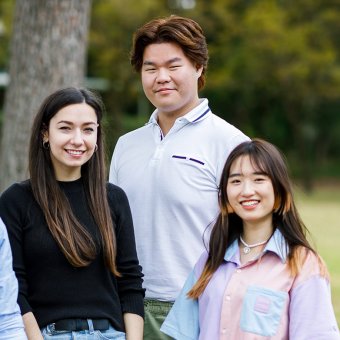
[0,0,339,323]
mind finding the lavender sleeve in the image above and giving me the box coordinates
[289,275,340,339]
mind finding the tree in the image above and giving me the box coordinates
[0,0,92,192]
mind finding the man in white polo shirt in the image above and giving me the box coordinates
[109,15,249,339]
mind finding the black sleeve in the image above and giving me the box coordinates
[0,182,32,315]
[107,183,145,318]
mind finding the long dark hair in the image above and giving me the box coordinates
[29,87,119,275]
[188,138,325,298]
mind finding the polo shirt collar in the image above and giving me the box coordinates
[224,229,288,263]
[148,98,211,125]
[265,228,289,262]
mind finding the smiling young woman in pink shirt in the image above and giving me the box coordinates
[161,139,339,339]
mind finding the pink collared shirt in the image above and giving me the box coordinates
[161,229,340,339]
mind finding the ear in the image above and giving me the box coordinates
[41,129,49,143]
[196,65,203,78]
[40,124,49,143]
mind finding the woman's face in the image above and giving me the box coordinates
[226,155,275,230]
[43,103,98,181]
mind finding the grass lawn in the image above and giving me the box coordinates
[295,181,340,325]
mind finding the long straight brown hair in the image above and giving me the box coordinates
[29,87,119,275]
[188,139,326,299]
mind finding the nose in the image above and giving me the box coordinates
[156,68,171,83]
[241,180,255,196]
[71,129,83,145]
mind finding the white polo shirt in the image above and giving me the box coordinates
[109,98,249,301]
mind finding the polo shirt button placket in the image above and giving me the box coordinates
[152,145,164,161]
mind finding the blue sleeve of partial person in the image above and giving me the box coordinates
[160,270,199,340]
[0,218,27,340]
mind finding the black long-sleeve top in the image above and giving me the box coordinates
[0,178,144,331]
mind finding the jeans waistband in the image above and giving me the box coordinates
[49,318,110,332]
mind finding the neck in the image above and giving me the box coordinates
[157,98,202,136]
[55,170,82,182]
[242,221,273,244]
[157,115,177,136]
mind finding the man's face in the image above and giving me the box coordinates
[141,42,203,120]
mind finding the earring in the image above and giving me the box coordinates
[43,141,50,149]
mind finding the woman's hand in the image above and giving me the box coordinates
[124,313,144,340]
[22,312,43,340]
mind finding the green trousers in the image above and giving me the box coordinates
[143,299,174,340]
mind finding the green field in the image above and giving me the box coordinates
[295,182,340,325]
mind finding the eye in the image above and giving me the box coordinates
[59,126,71,131]
[84,127,94,132]
[229,178,241,184]
[170,65,181,70]
[254,176,267,182]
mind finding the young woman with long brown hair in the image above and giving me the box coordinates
[161,139,339,339]
[0,87,144,339]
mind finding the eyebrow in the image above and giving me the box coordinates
[228,171,267,178]
[56,120,98,126]
[143,57,182,66]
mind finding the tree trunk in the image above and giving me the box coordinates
[0,0,92,192]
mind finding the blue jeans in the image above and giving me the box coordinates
[41,319,126,339]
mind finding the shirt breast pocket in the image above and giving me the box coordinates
[171,154,205,166]
[240,285,287,337]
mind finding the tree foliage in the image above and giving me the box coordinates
[0,0,13,71]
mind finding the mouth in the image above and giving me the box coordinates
[240,200,259,207]
[66,149,85,155]
[155,87,174,93]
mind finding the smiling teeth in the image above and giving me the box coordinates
[242,201,258,206]
[68,150,83,155]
